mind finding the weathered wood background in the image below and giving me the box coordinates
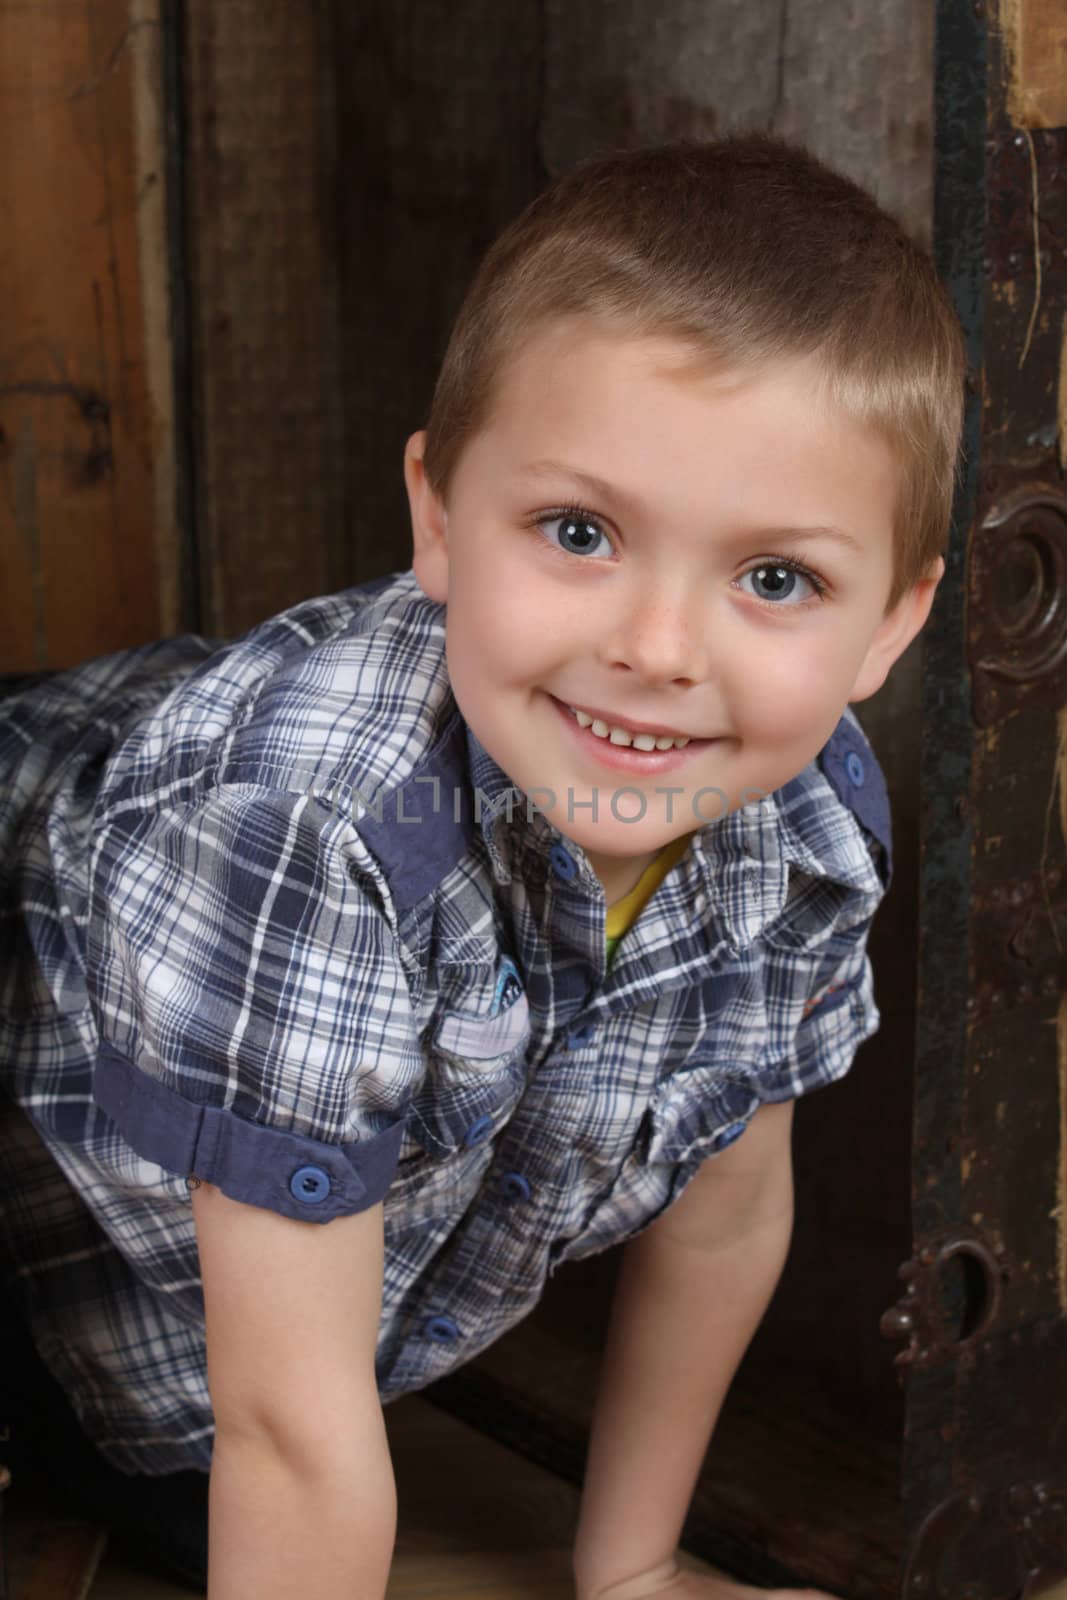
[0,1,940,1590]
[0,0,177,669]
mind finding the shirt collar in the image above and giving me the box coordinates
[464,725,527,886]
[464,723,883,945]
[690,771,884,953]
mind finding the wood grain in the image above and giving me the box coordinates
[181,0,350,635]
[3,1508,106,1600]
[1002,0,1067,128]
[0,0,173,669]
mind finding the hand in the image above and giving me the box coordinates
[578,1555,841,1600]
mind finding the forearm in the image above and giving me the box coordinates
[573,1201,792,1599]
[208,1427,396,1599]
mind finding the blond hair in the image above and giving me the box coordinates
[422,134,966,610]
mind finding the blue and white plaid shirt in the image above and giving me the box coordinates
[0,570,890,1476]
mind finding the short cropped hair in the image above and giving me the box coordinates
[422,133,966,611]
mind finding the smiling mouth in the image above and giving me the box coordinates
[563,702,694,751]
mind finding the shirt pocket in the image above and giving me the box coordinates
[397,968,531,1173]
[551,1060,761,1266]
[385,990,531,1240]
[432,986,530,1066]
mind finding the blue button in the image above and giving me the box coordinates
[423,1314,459,1343]
[289,1165,331,1204]
[566,1023,594,1049]
[549,843,577,880]
[463,1114,494,1148]
[498,1171,532,1204]
[845,751,866,788]
[717,1121,748,1150]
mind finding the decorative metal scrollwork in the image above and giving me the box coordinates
[881,1226,1003,1370]
[902,1482,1067,1599]
[969,867,1067,1021]
[969,485,1067,727]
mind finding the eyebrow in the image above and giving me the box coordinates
[517,459,866,555]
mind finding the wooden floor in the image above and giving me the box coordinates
[3,1394,718,1599]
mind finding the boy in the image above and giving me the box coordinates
[0,133,963,1598]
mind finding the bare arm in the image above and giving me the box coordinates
[572,1102,796,1600]
[191,1180,395,1600]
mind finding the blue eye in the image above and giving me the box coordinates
[737,562,822,604]
[538,509,614,560]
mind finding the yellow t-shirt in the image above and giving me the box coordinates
[605,832,693,965]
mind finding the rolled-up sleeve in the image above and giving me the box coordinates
[84,788,421,1223]
[756,917,880,1105]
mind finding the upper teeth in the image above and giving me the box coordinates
[568,706,690,751]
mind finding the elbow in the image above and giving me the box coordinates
[643,1157,794,1256]
[212,1384,394,1489]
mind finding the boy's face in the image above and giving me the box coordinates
[407,322,941,905]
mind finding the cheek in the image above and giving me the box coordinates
[445,608,536,699]
[730,633,856,740]
[456,597,562,680]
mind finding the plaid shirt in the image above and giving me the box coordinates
[0,571,890,1476]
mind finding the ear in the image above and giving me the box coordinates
[849,557,944,702]
[404,431,450,603]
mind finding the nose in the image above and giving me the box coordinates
[598,576,710,688]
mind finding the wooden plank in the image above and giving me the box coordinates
[387,1550,716,1600]
[332,2,543,596]
[1002,0,1067,129]
[127,0,182,638]
[182,0,349,636]
[0,0,175,670]
[182,1,544,635]
[4,1507,107,1600]
[1060,710,1067,1318]
[387,1552,574,1600]
[543,0,934,241]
